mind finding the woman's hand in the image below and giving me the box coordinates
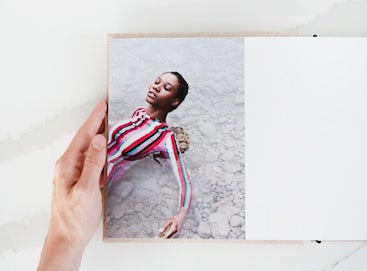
[37,100,107,271]
[159,207,188,239]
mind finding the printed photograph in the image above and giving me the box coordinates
[104,35,245,240]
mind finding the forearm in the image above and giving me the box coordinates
[176,207,189,220]
[37,234,85,271]
[177,176,192,212]
[171,161,192,211]
[177,207,189,218]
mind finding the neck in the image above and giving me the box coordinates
[146,105,168,123]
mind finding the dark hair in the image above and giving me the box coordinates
[164,71,189,111]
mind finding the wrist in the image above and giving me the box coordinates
[37,233,85,271]
[46,218,89,250]
[46,229,86,252]
[177,207,188,219]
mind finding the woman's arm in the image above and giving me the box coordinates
[159,133,192,238]
[165,133,192,210]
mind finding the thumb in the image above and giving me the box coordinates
[78,134,106,190]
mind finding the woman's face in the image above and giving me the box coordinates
[146,73,180,110]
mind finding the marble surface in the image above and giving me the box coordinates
[1,0,367,270]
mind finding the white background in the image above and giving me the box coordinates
[1,0,367,270]
[245,37,367,240]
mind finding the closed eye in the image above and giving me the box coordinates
[164,84,172,90]
[154,77,161,84]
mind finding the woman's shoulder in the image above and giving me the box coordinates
[164,127,190,154]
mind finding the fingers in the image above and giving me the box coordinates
[97,115,106,135]
[77,134,107,190]
[159,219,178,239]
[159,221,171,237]
[99,173,105,189]
[162,223,178,239]
[54,100,107,189]
[68,99,107,154]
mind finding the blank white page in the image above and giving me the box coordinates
[245,37,367,240]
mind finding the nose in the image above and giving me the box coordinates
[153,84,161,92]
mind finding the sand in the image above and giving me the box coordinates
[106,37,245,239]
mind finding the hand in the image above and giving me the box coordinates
[37,100,107,271]
[159,207,188,239]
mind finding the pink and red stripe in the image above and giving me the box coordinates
[107,107,192,210]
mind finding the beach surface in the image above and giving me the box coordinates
[106,37,245,239]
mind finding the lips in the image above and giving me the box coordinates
[148,91,157,98]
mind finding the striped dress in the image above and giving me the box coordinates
[107,107,192,210]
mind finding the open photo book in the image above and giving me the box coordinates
[103,34,367,241]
